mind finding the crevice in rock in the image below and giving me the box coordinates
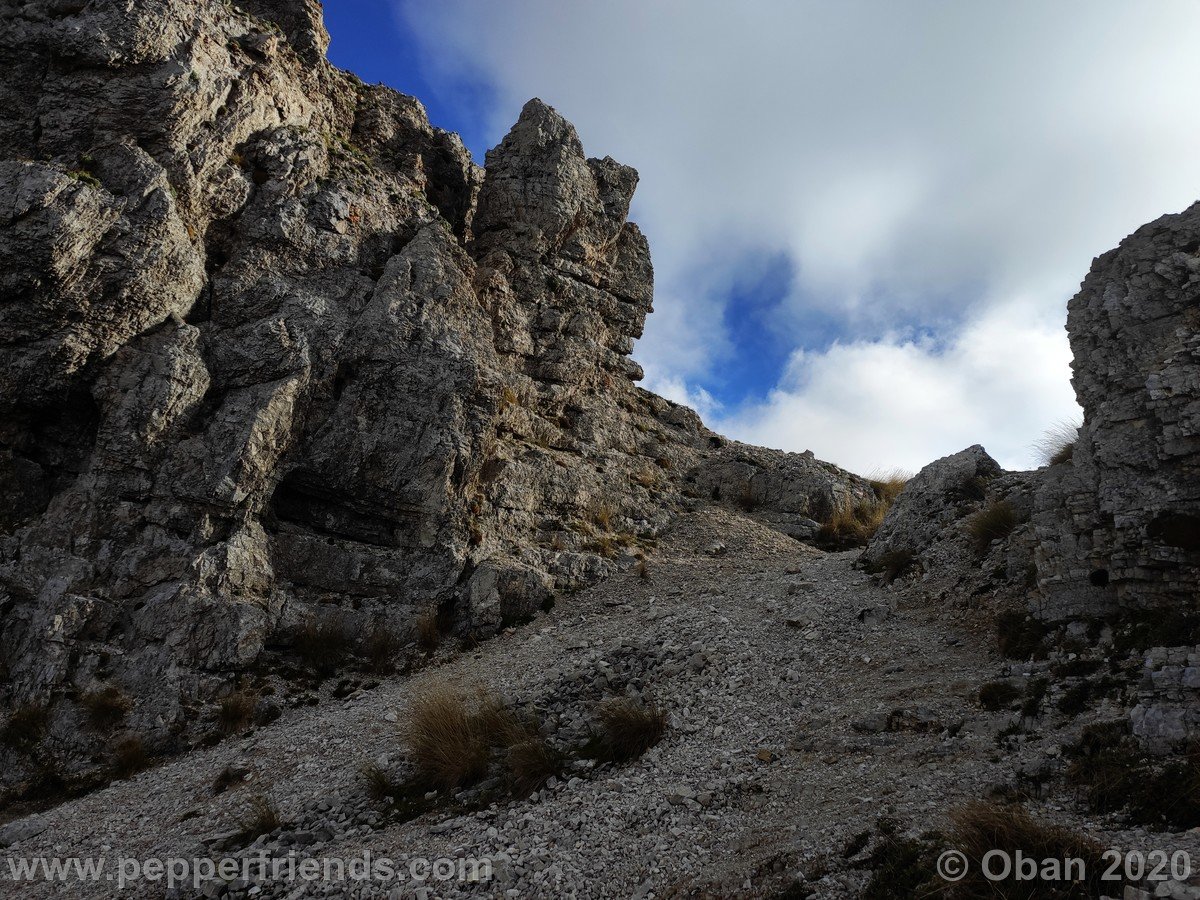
[1148,511,1200,551]
[267,469,414,547]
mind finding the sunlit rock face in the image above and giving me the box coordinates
[0,0,865,787]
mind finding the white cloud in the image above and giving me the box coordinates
[713,298,1077,473]
[397,0,1200,471]
[641,367,722,424]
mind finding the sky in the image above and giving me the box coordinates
[324,0,1200,475]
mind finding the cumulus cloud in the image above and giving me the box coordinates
[712,298,1077,474]
[397,0,1200,471]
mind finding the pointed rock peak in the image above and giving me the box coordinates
[491,97,584,160]
[517,97,563,127]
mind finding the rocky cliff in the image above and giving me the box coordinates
[0,0,872,791]
[865,204,1200,615]
[863,203,1200,751]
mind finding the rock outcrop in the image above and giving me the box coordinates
[1032,203,1200,618]
[864,204,1200,751]
[0,0,867,790]
[867,204,1200,624]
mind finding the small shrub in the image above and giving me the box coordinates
[1021,677,1049,718]
[81,686,131,730]
[66,169,101,188]
[967,499,1018,553]
[1108,607,1200,654]
[1034,420,1079,467]
[361,761,403,803]
[505,736,565,796]
[1067,726,1200,828]
[1050,658,1102,678]
[238,795,282,842]
[995,610,1047,660]
[868,470,909,504]
[218,690,257,735]
[947,801,1106,898]
[588,698,667,764]
[111,736,150,778]
[363,624,401,674]
[499,385,520,408]
[291,620,350,676]
[2,704,49,748]
[816,498,888,549]
[1057,682,1092,716]
[403,685,493,790]
[978,681,1021,711]
[415,610,440,653]
[861,818,944,899]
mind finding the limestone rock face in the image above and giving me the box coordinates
[1033,203,1200,617]
[866,208,1200,625]
[0,0,868,787]
[861,445,1003,570]
[692,442,876,542]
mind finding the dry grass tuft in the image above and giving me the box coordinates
[81,686,131,730]
[1067,725,1200,829]
[499,385,521,408]
[238,795,282,841]
[868,469,910,504]
[2,704,49,748]
[505,735,565,796]
[403,684,561,796]
[967,499,1018,553]
[631,468,661,490]
[291,620,351,676]
[361,761,404,802]
[589,501,615,531]
[635,556,651,581]
[995,610,1048,661]
[817,471,909,550]
[948,801,1105,898]
[363,623,402,674]
[817,498,889,549]
[591,697,667,764]
[218,690,257,735]
[403,685,500,789]
[415,609,441,652]
[1034,420,1080,467]
[978,680,1021,711]
[111,735,150,778]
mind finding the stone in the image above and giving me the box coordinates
[0,816,46,848]
[862,445,1003,571]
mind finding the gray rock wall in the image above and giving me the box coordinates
[0,0,865,785]
[1034,203,1200,617]
[865,208,1200,624]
